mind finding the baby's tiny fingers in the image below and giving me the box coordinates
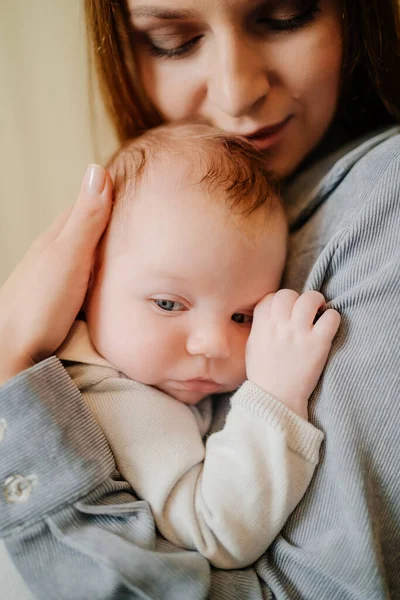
[292,290,326,328]
[253,292,276,318]
[313,308,341,340]
[270,289,299,321]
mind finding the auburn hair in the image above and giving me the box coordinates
[85,0,400,143]
[107,121,281,218]
[97,122,284,263]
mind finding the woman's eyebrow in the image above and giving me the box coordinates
[130,6,201,20]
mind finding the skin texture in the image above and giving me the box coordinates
[86,156,288,404]
[129,0,343,176]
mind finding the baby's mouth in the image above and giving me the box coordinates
[168,379,221,393]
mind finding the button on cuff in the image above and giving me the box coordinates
[4,474,37,504]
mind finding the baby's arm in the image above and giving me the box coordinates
[72,291,339,570]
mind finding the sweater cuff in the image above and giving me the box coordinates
[0,357,115,537]
[231,381,324,464]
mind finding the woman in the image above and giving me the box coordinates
[0,0,399,598]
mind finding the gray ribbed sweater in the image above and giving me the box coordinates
[0,126,399,600]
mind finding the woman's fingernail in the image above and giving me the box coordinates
[84,164,106,195]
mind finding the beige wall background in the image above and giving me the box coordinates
[0,1,118,283]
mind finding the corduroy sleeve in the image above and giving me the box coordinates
[251,138,400,600]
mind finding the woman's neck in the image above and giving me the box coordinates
[289,118,353,183]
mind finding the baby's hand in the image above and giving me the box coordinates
[246,290,341,420]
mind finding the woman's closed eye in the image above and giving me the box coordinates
[251,0,321,35]
[139,0,322,60]
[147,33,204,59]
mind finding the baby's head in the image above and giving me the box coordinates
[86,122,287,404]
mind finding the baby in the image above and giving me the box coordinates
[58,123,340,569]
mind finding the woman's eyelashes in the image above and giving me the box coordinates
[251,0,321,34]
[148,34,203,59]
[143,0,321,60]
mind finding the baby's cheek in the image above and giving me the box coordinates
[220,336,247,391]
[114,330,173,385]
[109,336,154,382]
[232,362,247,388]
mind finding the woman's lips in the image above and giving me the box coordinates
[244,116,293,151]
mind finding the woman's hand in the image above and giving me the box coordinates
[0,165,113,384]
[246,290,341,420]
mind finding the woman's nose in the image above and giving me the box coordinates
[186,324,231,360]
[207,32,270,118]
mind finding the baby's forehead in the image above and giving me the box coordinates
[110,143,203,201]
[105,128,285,258]
[143,150,199,181]
[117,156,264,235]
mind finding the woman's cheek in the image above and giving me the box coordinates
[140,53,203,122]
[284,15,342,103]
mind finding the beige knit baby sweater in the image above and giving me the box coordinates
[58,320,323,569]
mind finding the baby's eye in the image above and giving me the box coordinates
[154,299,185,312]
[231,313,253,325]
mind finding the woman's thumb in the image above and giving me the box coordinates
[59,164,113,253]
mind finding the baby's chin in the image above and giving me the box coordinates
[156,382,241,405]
[159,386,209,405]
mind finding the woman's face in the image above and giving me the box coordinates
[129,0,343,176]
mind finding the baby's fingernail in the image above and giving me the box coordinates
[84,164,106,195]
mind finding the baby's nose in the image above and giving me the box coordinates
[186,326,230,360]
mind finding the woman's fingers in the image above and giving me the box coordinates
[0,164,113,381]
[59,165,113,253]
[30,165,111,256]
[30,206,73,254]
[38,164,113,337]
